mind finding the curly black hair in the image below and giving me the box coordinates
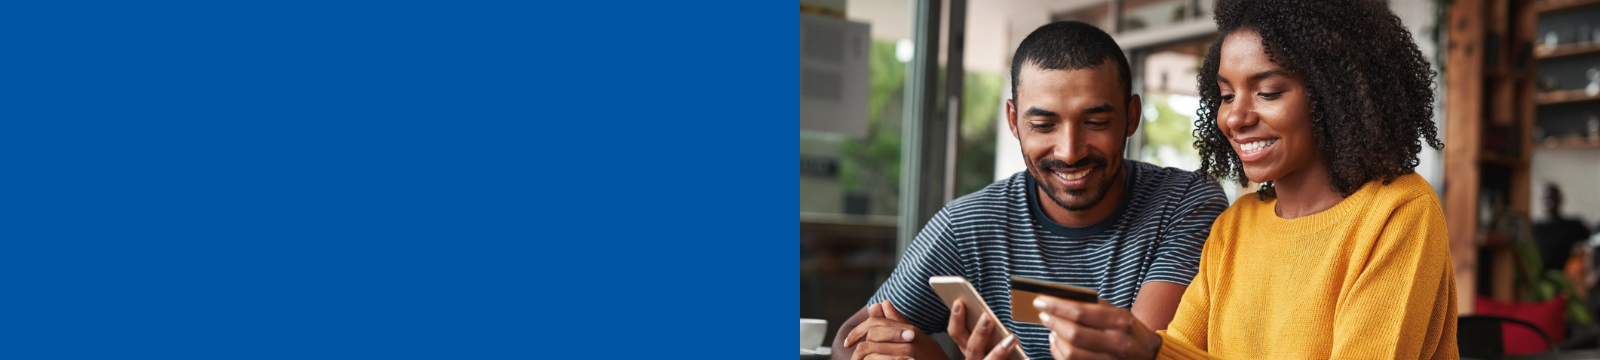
[1192,0,1443,199]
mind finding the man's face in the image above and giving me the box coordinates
[1006,63,1138,211]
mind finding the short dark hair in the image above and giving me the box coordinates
[1193,0,1443,199]
[1009,21,1132,103]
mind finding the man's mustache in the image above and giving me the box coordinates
[1038,155,1107,172]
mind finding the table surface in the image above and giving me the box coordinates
[801,346,832,360]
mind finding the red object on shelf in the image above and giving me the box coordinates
[1474,295,1567,354]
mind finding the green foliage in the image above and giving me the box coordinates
[833,39,1006,213]
[956,71,1004,197]
[1125,18,1147,31]
[838,40,907,214]
[1139,95,1202,169]
[867,40,907,126]
[1513,232,1596,325]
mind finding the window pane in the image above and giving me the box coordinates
[1138,39,1206,172]
[800,1,910,349]
[1122,0,1193,32]
[1052,3,1112,30]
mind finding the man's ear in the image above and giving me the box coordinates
[1006,99,1020,140]
[1125,94,1142,137]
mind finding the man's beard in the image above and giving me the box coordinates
[1031,152,1120,211]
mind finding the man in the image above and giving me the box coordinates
[1534,184,1591,274]
[832,21,1228,360]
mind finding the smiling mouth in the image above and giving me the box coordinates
[1240,139,1278,154]
[1054,167,1091,181]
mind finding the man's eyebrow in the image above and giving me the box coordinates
[1082,103,1115,115]
[1024,107,1058,117]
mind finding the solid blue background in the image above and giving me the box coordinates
[0,1,788,357]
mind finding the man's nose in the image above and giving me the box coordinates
[1053,124,1089,165]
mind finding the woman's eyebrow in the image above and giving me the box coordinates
[1248,70,1288,82]
[1217,69,1288,85]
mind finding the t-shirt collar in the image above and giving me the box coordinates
[1024,160,1133,238]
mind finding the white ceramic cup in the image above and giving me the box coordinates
[801,318,828,350]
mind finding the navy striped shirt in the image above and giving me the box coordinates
[868,160,1227,360]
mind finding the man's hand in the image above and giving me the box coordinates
[946,299,1025,360]
[1034,296,1162,360]
[842,300,947,360]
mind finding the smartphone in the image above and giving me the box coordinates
[1008,276,1099,325]
[928,276,1026,360]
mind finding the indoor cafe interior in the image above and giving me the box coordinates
[801,0,1600,358]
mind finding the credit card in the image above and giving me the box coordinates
[1009,276,1099,324]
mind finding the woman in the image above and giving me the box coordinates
[1029,0,1456,358]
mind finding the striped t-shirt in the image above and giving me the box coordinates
[868,160,1227,360]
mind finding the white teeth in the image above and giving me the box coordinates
[1055,169,1089,181]
[1241,139,1277,153]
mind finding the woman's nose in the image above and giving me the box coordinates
[1223,99,1256,132]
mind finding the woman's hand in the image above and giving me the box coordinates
[1033,296,1161,360]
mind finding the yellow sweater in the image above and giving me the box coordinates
[1156,173,1457,359]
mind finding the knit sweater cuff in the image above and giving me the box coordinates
[1154,331,1215,360]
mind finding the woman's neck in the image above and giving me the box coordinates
[1270,159,1346,219]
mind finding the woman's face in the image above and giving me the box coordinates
[1215,30,1320,184]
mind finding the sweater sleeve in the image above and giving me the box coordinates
[1154,226,1221,360]
[1155,331,1222,360]
[1328,195,1458,359]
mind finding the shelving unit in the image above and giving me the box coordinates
[1445,0,1539,313]
[1533,89,1600,104]
[1537,141,1600,150]
[1535,41,1600,59]
[1446,0,1600,312]
[1531,0,1600,148]
[1532,0,1600,13]
[1452,0,1600,310]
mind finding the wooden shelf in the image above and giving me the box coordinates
[1536,140,1600,150]
[1535,0,1600,14]
[1534,89,1600,105]
[1535,41,1600,60]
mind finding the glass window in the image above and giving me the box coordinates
[1136,38,1253,202]
[956,69,1007,197]
[800,2,911,348]
[1052,3,1113,30]
[799,1,1009,347]
[1121,0,1193,32]
[1137,39,1206,172]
